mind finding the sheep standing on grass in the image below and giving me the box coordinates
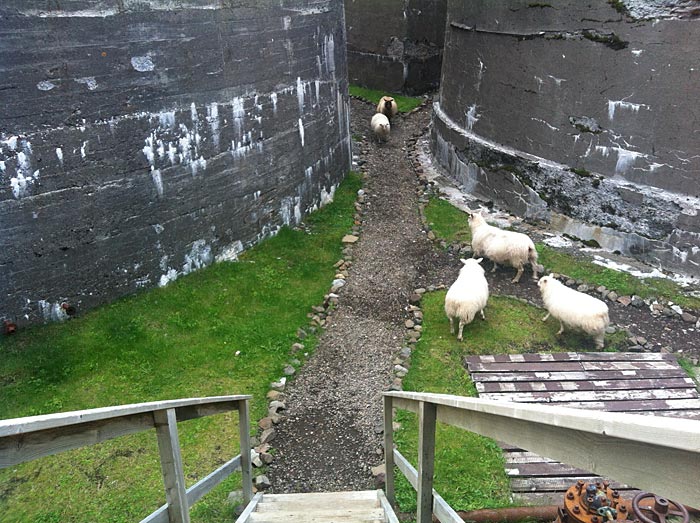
[538,274,609,348]
[444,258,489,342]
[468,212,539,283]
[370,112,391,142]
[376,96,398,119]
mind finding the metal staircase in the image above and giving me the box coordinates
[235,489,399,523]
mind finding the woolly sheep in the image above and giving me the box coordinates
[538,274,609,348]
[376,96,398,119]
[444,258,489,342]
[468,212,539,283]
[370,112,390,142]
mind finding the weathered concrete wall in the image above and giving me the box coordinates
[0,0,351,327]
[345,0,446,94]
[432,0,700,276]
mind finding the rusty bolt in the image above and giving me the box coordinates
[603,480,610,489]
[573,506,581,514]
[3,320,17,335]
[592,517,599,523]
[567,492,575,500]
[577,480,585,490]
[613,491,620,498]
[620,506,627,513]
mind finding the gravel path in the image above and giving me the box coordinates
[265,96,700,494]
[265,98,455,492]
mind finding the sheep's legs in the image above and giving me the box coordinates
[448,317,455,334]
[491,262,498,273]
[531,262,539,281]
[480,309,486,320]
[594,333,605,349]
[557,321,565,335]
[512,266,524,283]
[457,320,465,341]
[542,312,550,322]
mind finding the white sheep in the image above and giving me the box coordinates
[376,96,398,119]
[370,112,390,142]
[538,274,609,348]
[444,258,489,342]
[468,211,539,283]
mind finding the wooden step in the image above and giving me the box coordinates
[259,490,378,503]
[248,508,385,522]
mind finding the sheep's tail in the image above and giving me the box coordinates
[528,244,538,265]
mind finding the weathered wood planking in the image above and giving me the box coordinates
[465,352,700,505]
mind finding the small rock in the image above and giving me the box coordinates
[596,285,607,294]
[566,279,576,287]
[427,231,436,240]
[331,278,346,288]
[270,377,286,391]
[297,328,307,339]
[374,473,386,489]
[227,490,243,506]
[283,365,295,376]
[605,325,617,334]
[607,291,619,302]
[260,428,276,444]
[266,390,284,401]
[409,293,422,305]
[577,284,590,293]
[252,454,263,468]
[671,304,683,315]
[254,475,271,490]
[342,234,359,244]
[291,342,304,352]
[681,312,697,323]
[260,452,274,464]
[371,463,386,476]
[617,296,632,307]
[405,319,415,329]
[414,325,422,332]
[631,295,645,308]
[269,400,286,412]
[400,347,412,358]
[258,417,274,430]
[636,336,648,346]
[333,259,345,268]
[628,345,644,353]
[414,288,426,295]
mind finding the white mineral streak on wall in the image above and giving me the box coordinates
[207,102,220,148]
[323,34,335,75]
[298,118,305,146]
[475,57,485,91]
[75,77,98,90]
[183,240,213,274]
[466,104,479,131]
[9,140,39,199]
[531,117,559,131]
[38,300,69,322]
[547,75,566,86]
[320,183,337,205]
[23,2,221,17]
[270,92,278,115]
[283,15,291,30]
[296,76,306,113]
[131,55,155,72]
[80,141,88,158]
[232,97,245,136]
[37,80,56,91]
[608,99,649,120]
[152,169,163,196]
[216,240,245,263]
[56,147,63,164]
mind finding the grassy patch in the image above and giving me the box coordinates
[349,85,423,113]
[424,197,700,310]
[393,292,627,512]
[0,173,363,523]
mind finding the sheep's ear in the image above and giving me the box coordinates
[460,258,469,265]
[475,257,483,264]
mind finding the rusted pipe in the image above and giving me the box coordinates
[431,506,560,523]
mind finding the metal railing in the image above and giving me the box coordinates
[383,391,700,523]
[0,395,252,523]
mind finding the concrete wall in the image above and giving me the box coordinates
[432,0,700,276]
[0,0,351,327]
[345,0,446,94]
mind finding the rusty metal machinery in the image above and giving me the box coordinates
[556,481,691,523]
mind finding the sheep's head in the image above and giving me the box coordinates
[460,257,484,274]
[537,274,555,291]
[467,212,485,228]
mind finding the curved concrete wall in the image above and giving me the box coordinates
[0,0,351,326]
[431,0,700,276]
[345,0,446,94]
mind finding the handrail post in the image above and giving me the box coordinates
[153,408,190,523]
[417,401,437,523]
[383,394,395,506]
[238,398,253,504]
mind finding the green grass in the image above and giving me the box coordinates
[0,172,363,523]
[423,197,700,310]
[393,291,628,513]
[349,85,423,113]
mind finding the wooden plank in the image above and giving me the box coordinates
[0,395,251,437]
[0,411,155,469]
[237,399,253,505]
[467,361,678,373]
[505,462,593,477]
[554,398,700,412]
[510,476,630,492]
[581,361,678,371]
[476,377,696,393]
[504,452,559,464]
[417,402,437,523]
[388,392,700,508]
[637,410,700,420]
[233,492,263,523]
[479,388,699,403]
[378,489,401,523]
[469,369,688,382]
[383,395,395,507]
[465,353,674,365]
[154,409,190,523]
